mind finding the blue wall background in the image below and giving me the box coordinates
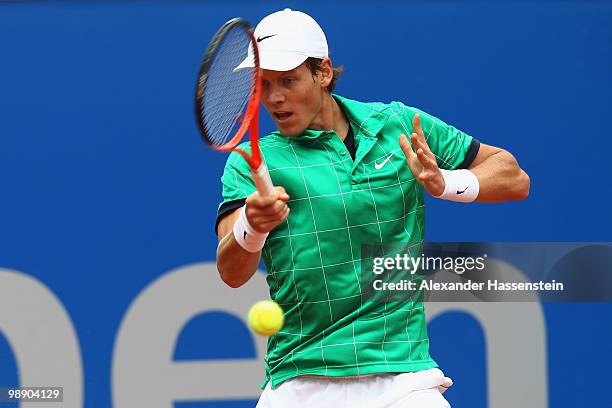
[0,1,611,407]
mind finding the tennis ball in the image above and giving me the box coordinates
[248,300,284,336]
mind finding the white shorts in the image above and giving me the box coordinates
[256,368,452,408]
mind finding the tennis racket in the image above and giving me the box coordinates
[194,18,275,197]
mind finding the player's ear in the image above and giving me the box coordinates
[319,58,333,89]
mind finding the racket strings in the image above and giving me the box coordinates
[200,26,255,147]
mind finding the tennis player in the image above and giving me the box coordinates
[215,9,529,408]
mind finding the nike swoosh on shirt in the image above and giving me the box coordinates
[374,152,395,170]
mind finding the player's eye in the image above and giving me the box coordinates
[282,77,295,86]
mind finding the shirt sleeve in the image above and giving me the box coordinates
[215,151,256,234]
[392,102,479,170]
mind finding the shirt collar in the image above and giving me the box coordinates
[332,94,388,139]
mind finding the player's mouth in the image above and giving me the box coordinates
[273,111,293,124]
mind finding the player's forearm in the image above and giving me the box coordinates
[214,188,289,287]
[469,150,530,202]
[216,233,261,288]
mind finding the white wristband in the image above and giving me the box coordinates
[233,206,268,253]
[435,169,480,202]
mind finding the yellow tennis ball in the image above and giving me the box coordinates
[248,300,284,336]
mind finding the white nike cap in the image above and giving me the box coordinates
[234,8,328,72]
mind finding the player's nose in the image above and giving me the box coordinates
[265,83,286,106]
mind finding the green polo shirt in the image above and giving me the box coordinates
[217,94,476,389]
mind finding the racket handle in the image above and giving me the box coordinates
[252,162,275,197]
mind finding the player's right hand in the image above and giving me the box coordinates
[245,186,290,234]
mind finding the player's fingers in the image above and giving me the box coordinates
[279,205,290,221]
[411,132,435,157]
[257,204,287,217]
[256,207,290,229]
[413,113,424,137]
[416,169,441,186]
[265,206,290,223]
[398,134,416,159]
[275,186,290,201]
[399,134,425,177]
[245,192,264,207]
[254,200,287,217]
[412,114,432,153]
[410,132,427,152]
[251,215,280,226]
[417,148,438,170]
[247,190,279,208]
[271,200,288,215]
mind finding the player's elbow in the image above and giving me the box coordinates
[512,169,530,200]
[502,150,530,201]
[217,265,247,288]
[222,276,246,288]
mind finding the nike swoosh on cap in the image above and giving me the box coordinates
[256,34,277,42]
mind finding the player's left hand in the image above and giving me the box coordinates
[398,113,445,197]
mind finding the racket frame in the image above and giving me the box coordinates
[195,18,274,196]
